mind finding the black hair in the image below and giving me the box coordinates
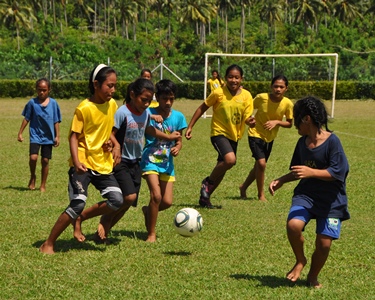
[225,64,243,77]
[293,96,331,133]
[271,74,288,87]
[36,78,51,89]
[88,65,116,95]
[125,78,154,104]
[211,69,223,85]
[155,79,177,98]
[140,68,152,78]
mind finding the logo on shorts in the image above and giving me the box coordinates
[328,218,339,230]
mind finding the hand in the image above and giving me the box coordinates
[269,179,282,196]
[112,147,121,167]
[290,165,312,179]
[17,134,24,142]
[170,146,180,157]
[168,131,181,141]
[54,137,60,147]
[263,120,277,131]
[152,114,164,123]
[75,163,88,174]
[102,140,113,152]
[245,116,256,127]
[185,128,192,140]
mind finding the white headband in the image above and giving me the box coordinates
[92,64,108,82]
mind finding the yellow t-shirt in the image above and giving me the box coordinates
[207,78,224,92]
[248,93,293,142]
[69,98,118,174]
[205,86,253,142]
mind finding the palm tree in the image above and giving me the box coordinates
[239,0,253,52]
[117,0,138,39]
[217,0,238,52]
[0,0,36,50]
[179,0,217,45]
[332,0,363,24]
[293,0,329,34]
[259,0,284,44]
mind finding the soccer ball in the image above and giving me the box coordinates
[174,208,203,237]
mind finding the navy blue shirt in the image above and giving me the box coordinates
[291,133,350,220]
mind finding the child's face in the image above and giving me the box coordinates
[225,69,242,93]
[157,92,175,113]
[130,89,153,114]
[96,72,117,103]
[141,72,152,80]
[36,81,50,101]
[271,79,287,99]
[212,72,218,79]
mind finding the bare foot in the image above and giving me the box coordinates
[28,175,36,190]
[258,197,267,202]
[73,217,85,242]
[39,241,55,254]
[142,206,149,231]
[145,234,156,243]
[40,186,46,192]
[239,185,247,199]
[307,278,323,289]
[93,231,110,244]
[97,222,110,240]
[286,259,307,282]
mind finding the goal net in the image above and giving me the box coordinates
[203,53,339,118]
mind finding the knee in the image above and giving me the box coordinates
[41,157,49,166]
[287,219,304,235]
[123,193,137,207]
[66,199,86,219]
[150,193,162,205]
[223,157,236,169]
[256,159,267,171]
[106,188,123,210]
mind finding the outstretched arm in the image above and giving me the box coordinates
[269,172,296,196]
[185,102,209,140]
[263,118,293,131]
[145,126,181,141]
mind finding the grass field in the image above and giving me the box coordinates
[0,98,374,299]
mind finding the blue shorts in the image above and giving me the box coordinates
[287,205,341,240]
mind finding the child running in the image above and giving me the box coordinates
[269,96,350,288]
[185,64,254,209]
[93,78,181,243]
[18,78,61,192]
[141,79,187,242]
[240,75,293,201]
[39,64,123,254]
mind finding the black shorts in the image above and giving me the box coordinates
[211,135,238,162]
[248,137,273,161]
[113,160,142,207]
[29,143,53,159]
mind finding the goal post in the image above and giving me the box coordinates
[203,52,339,118]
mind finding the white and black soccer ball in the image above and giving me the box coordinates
[174,208,203,237]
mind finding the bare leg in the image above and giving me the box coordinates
[307,234,332,288]
[40,157,49,192]
[239,165,256,199]
[28,154,38,190]
[75,201,115,242]
[39,212,72,254]
[144,174,162,243]
[286,218,307,283]
[208,152,236,196]
[254,158,267,201]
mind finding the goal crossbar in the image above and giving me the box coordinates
[203,52,339,118]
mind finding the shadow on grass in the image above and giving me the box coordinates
[230,273,305,288]
[173,203,223,209]
[163,251,192,256]
[33,238,108,253]
[3,185,33,191]
[227,196,258,201]
[109,229,147,241]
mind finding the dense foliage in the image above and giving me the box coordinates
[0,0,375,82]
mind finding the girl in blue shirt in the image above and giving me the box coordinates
[269,96,350,288]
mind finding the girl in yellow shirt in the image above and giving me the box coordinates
[186,64,254,208]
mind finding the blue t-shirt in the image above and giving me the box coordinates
[291,133,350,220]
[22,97,61,144]
[114,104,150,161]
[141,108,187,176]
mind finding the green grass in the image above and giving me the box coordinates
[1,98,374,299]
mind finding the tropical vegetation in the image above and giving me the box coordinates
[0,0,375,82]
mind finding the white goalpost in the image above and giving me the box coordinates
[203,52,339,118]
